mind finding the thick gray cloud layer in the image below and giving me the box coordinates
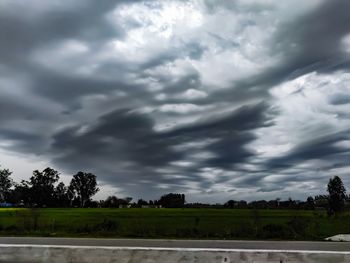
[1,0,350,201]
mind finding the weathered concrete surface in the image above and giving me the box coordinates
[325,234,350,242]
[1,245,350,263]
[2,237,350,251]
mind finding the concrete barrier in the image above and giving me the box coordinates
[325,234,350,242]
[0,245,350,263]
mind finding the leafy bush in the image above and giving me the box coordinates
[260,223,293,239]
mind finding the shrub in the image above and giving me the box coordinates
[260,223,293,239]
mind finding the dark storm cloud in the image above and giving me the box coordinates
[160,103,272,170]
[50,103,272,188]
[266,131,350,170]
[164,103,271,137]
[0,96,43,121]
[0,125,49,155]
[48,100,266,200]
[0,0,152,107]
[328,93,350,105]
[29,66,150,108]
[0,0,130,64]
[206,133,256,169]
[1,0,350,201]
[0,129,42,146]
[206,0,350,107]
[268,0,350,78]
[52,108,182,168]
[0,0,206,114]
[178,0,350,196]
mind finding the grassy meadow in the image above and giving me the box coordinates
[0,208,349,240]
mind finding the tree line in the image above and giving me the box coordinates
[0,167,99,207]
[0,165,347,214]
[194,176,347,215]
[0,166,187,208]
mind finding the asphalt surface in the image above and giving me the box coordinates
[0,237,349,251]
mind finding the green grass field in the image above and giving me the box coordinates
[0,208,349,240]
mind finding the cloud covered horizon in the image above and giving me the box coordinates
[1,0,350,202]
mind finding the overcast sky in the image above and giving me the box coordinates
[1,0,350,203]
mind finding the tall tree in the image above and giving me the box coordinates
[54,182,70,207]
[67,184,76,207]
[306,196,315,210]
[0,167,13,202]
[104,196,119,208]
[28,167,60,207]
[70,171,99,207]
[9,181,31,205]
[327,176,346,215]
[159,193,185,208]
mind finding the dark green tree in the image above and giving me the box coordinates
[137,199,148,206]
[104,196,119,208]
[67,184,76,207]
[159,193,185,208]
[10,180,32,206]
[103,196,132,208]
[224,200,236,208]
[327,176,346,215]
[54,182,70,207]
[0,167,13,202]
[28,167,60,207]
[306,196,315,210]
[70,171,99,207]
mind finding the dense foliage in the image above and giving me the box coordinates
[327,176,347,215]
[0,166,99,208]
[0,167,13,202]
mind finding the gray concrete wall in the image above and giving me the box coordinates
[0,245,349,263]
